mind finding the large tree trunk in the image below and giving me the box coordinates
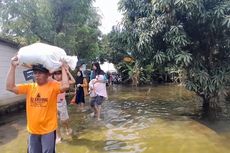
[201,95,222,120]
[202,97,210,119]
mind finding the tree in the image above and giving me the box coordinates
[0,0,101,60]
[99,26,131,64]
[118,0,230,118]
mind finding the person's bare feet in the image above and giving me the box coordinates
[90,112,96,118]
[66,128,73,135]
[56,137,62,144]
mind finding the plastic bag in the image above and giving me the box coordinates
[88,79,97,97]
[18,42,77,72]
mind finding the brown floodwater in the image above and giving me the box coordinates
[0,84,230,153]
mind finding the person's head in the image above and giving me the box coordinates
[53,70,62,81]
[32,64,50,85]
[92,62,101,71]
[92,62,104,75]
[76,69,83,84]
[76,69,83,77]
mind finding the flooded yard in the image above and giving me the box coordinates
[1,85,230,153]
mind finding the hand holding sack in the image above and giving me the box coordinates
[17,42,77,72]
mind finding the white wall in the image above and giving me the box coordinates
[0,42,27,106]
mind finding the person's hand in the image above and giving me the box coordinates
[77,84,81,87]
[60,58,68,69]
[64,64,70,73]
[93,79,98,84]
[11,56,19,67]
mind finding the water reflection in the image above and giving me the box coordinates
[0,85,230,153]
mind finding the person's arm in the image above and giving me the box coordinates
[80,78,88,87]
[6,56,19,94]
[90,71,94,80]
[60,64,70,93]
[66,69,75,85]
[94,74,107,84]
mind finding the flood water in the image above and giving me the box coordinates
[1,85,230,153]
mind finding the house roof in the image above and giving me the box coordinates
[0,37,20,49]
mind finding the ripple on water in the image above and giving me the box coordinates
[1,85,230,153]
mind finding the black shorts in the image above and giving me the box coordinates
[90,95,104,107]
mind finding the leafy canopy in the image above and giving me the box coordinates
[0,0,102,60]
[116,0,230,99]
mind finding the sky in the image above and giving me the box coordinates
[93,0,123,34]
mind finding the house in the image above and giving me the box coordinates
[0,38,28,113]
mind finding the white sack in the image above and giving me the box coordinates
[18,42,77,72]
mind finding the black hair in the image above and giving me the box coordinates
[92,62,105,75]
[76,69,83,84]
[32,64,49,73]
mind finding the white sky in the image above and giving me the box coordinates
[93,0,123,34]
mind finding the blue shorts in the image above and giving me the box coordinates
[27,131,56,153]
[90,95,105,107]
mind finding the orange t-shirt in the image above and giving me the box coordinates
[17,81,60,134]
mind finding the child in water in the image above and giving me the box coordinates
[53,68,75,143]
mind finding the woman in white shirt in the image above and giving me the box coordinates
[89,62,108,120]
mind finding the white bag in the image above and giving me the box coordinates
[88,79,97,97]
[17,43,77,72]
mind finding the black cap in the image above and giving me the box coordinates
[32,64,49,73]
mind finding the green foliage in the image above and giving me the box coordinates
[116,61,139,83]
[98,26,132,64]
[140,64,155,84]
[116,60,154,84]
[0,0,101,60]
[153,51,166,64]
[117,0,230,108]
[175,52,192,66]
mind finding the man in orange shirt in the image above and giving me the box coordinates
[6,56,70,153]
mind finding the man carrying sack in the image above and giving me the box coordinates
[6,56,70,153]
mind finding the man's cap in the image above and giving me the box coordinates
[32,64,49,73]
